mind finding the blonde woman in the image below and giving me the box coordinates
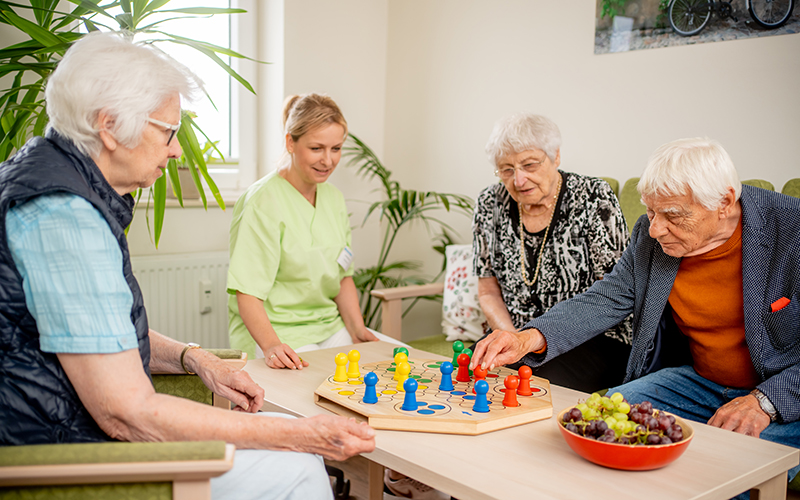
[227,93,401,369]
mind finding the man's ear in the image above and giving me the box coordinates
[96,110,117,152]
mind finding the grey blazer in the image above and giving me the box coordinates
[524,185,800,423]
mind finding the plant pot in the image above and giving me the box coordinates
[167,168,201,200]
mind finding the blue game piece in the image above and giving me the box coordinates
[439,361,455,391]
[363,372,378,404]
[402,378,419,411]
[472,380,490,413]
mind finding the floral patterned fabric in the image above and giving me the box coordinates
[472,171,632,344]
[441,245,488,341]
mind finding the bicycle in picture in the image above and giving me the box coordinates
[668,0,795,36]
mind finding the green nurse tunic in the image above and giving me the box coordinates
[227,171,353,357]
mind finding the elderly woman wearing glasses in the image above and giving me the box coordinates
[472,113,632,392]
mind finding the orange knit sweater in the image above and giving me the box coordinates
[668,218,759,389]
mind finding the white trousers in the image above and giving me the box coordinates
[210,413,331,500]
[256,326,407,358]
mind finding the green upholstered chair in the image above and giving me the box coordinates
[598,177,620,197]
[782,178,800,199]
[0,349,246,500]
[741,179,775,191]
[619,177,647,232]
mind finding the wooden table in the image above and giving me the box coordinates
[244,341,799,500]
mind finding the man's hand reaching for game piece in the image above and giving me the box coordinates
[707,394,771,437]
[265,343,309,370]
[290,415,375,461]
[470,328,544,371]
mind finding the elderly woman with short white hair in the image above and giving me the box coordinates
[472,113,632,392]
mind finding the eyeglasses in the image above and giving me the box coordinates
[494,158,545,180]
[146,117,180,145]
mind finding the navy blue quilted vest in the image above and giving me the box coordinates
[0,130,151,445]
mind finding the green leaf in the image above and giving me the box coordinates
[166,157,183,206]
[152,169,167,248]
[0,8,67,50]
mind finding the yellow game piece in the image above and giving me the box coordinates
[396,361,411,392]
[333,352,348,382]
[393,352,408,381]
[347,349,361,379]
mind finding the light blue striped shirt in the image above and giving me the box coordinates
[6,193,138,353]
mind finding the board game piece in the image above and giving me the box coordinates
[451,340,464,367]
[393,352,408,380]
[396,361,411,392]
[472,364,487,394]
[517,365,533,396]
[333,352,348,382]
[502,375,520,407]
[314,356,552,435]
[402,378,419,411]
[456,353,471,382]
[439,361,454,391]
[347,349,361,379]
[462,347,473,376]
[473,380,490,413]
[363,372,378,404]
[397,347,409,357]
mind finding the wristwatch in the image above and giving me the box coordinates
[750,389,778,422]
[180,343,202,375]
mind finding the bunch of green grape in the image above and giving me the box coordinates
[561,392,684,445]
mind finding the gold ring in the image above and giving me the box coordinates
[269,354,276,359]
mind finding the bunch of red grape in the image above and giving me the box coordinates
[561,392,684,445]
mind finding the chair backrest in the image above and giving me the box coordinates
[781,178,800,199]
[619,178,646,232]
[741,179,775,191]
[599,177,619,197]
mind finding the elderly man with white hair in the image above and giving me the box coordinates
[0,32,374,500]
[472,137,800,494]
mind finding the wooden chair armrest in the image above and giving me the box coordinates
[369,283,444,341]
[370,283,444,302]
[0,443,234,500]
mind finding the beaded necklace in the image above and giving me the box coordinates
[519,174,562,286]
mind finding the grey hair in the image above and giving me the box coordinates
[638,137,742,210]
[485,113,562,167]
[45,31,203,158]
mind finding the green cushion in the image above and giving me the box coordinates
[781,178,800,199]
[598,177,619,197]
[152,374,212,405]
[741,179,775,191]
[0,441,226,466]
[789,470,800,492]
[619,177,647,232]
[206,348,242,359]
[408,334,456,358]
[0,482,170,500]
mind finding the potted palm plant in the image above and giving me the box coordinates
[0,0,259,246]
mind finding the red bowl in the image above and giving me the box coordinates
[556,407,694,471]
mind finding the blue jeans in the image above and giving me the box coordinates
[608,366,800,499]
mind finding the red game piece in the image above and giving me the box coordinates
[472,365,487,393]
[456,353,471,382]
[502,375,520,407]
[517,365,533,396]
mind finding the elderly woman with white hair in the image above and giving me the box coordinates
[0,32,374,500]
[471,113,632,392]
[472,137,800,496]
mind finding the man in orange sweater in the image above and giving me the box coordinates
[472,137,799,493]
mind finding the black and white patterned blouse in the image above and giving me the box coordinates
[472,171,632,344]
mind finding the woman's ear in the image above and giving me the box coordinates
[285,133,294,154]
[553,149,561,169]
[96,110,117,152]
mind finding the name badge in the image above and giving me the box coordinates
[337,246,354,270]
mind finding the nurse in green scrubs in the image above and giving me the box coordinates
[227,93,401,369]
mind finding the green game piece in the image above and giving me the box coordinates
[397,347,409,357]
[462,347,474,376]
[451,340,464,367]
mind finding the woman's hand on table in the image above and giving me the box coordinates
[291,415,376,461]
[351,328,379,343]
[263,342,309,370]
[470,328,544,371]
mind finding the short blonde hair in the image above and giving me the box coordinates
[638,137,741,210]
[485,113,561,167]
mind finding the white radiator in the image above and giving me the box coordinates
[131,251,231,348]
